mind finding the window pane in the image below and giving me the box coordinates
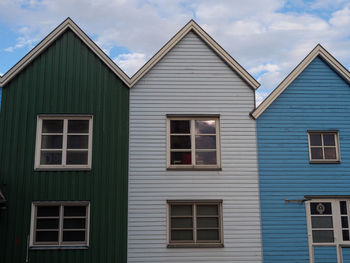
[36,219,59,229]
[63,219,86,229]
[195,135,216,149]
[197,218,219,228]
[197,205,218,216]
[66,151,88,165]
[311,202,332,215]
[41,135,63,149]
[197,229,219,241]
[35,231,59,242]
[62,231,85,242]
[323,134,335,146]
[171,218,193,228]
[343,230,350,241]
[311,216,333,228]
[310,134,322,146]
[64,206,86,217]
[42,120,63,133]
[37,206,60,217]
[311,148,323,159]
[68,120,89,133]
[196,151,217,165]
[171,205,192,216]
[171,152,191,165]
[342,216,349,228]
[341,201,347,215]
[170,136,191,149]
[170,120,190,134]
[40,151,62,165]
[195,120,216,134]
[171,230,193,241]
[67,135,89,149]
[324,148,337,159]
[312,230,334,243]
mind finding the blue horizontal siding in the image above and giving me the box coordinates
[258,56,350,263]
[342,248,350,262]
[314,247,337,263]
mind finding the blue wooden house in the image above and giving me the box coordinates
[252,45,350,263]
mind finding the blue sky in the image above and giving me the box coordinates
[1,0,350,103]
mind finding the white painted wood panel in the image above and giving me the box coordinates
[129,31,262,262]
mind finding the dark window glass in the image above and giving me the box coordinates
[195,136,216,149]
[342,216,349,228]
[323,134,335,146]
[171,205,192,216]
[63,219,86,229]
[311,216,333,228]
[310,134,322,146]
[37,206,60,217]
[68,120,89,133]
[195,120,216,134]
[171,152,191,165]
[312,230,334,243]
[171,218,193,228]
[311,148,323,159]
[35,231,59,242]
[341,201,347,215]
[311,202,332,215]
[36,219,59,229]
[343,230,350,241]
[170,120,190,134]
[62,231,85,242]
[171,230,193,241]
[170,136,191,149]
[64,206,86,217]
[67,135,89,149]
[40,151,62,165]
[324,148,336,159]
[197,230,219,241]
[197,205,218,216]
[66,151,88,165]
[196,151,217,165]
[42,120,63,133]
[41,135,63,149]
[197,218,219,228]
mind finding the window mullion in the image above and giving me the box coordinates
[59,205,64,245]
[321,134,325,160]
[193,203,197,243]
[333,201,342,244]
[62,119,68,166]
[191,120,195,167]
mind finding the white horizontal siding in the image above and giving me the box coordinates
[129,31,262,263]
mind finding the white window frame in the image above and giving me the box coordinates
[167,200,223,248]
[307,131,340,163]
[166,116,221,169]
[34,115,93,170]
[30,201,90,248]
[305,199,350,263]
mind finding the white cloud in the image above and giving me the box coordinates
[0,0,350,102]
[114,53,147,77]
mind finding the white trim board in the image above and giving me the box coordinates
[251,44,350,119]
[0,18,130,88]
[129,20,260,90]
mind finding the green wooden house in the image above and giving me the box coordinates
[0,18,130,263]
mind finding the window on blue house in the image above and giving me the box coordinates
[308,132,340,163]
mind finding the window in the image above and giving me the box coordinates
[167,117,220,169]
[30,202,90,247]
[308,132,340,163]
[35,116,93,169]
[306,199,350,262]
[167,200,223,247]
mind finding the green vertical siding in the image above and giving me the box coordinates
[0,29,129,263]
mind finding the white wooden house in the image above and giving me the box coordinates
[128,20,262,263]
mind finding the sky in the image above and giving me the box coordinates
[0,0,350,104]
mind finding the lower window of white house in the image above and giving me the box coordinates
[30,202,90,248]
[306,198,350,262]
[167,200,223,248]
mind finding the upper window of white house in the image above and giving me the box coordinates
[308,132,340,163]
[167,117,220,169]
[35,116,93,170]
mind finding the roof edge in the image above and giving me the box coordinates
[0,17,131,88]
[251,44,350,119]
